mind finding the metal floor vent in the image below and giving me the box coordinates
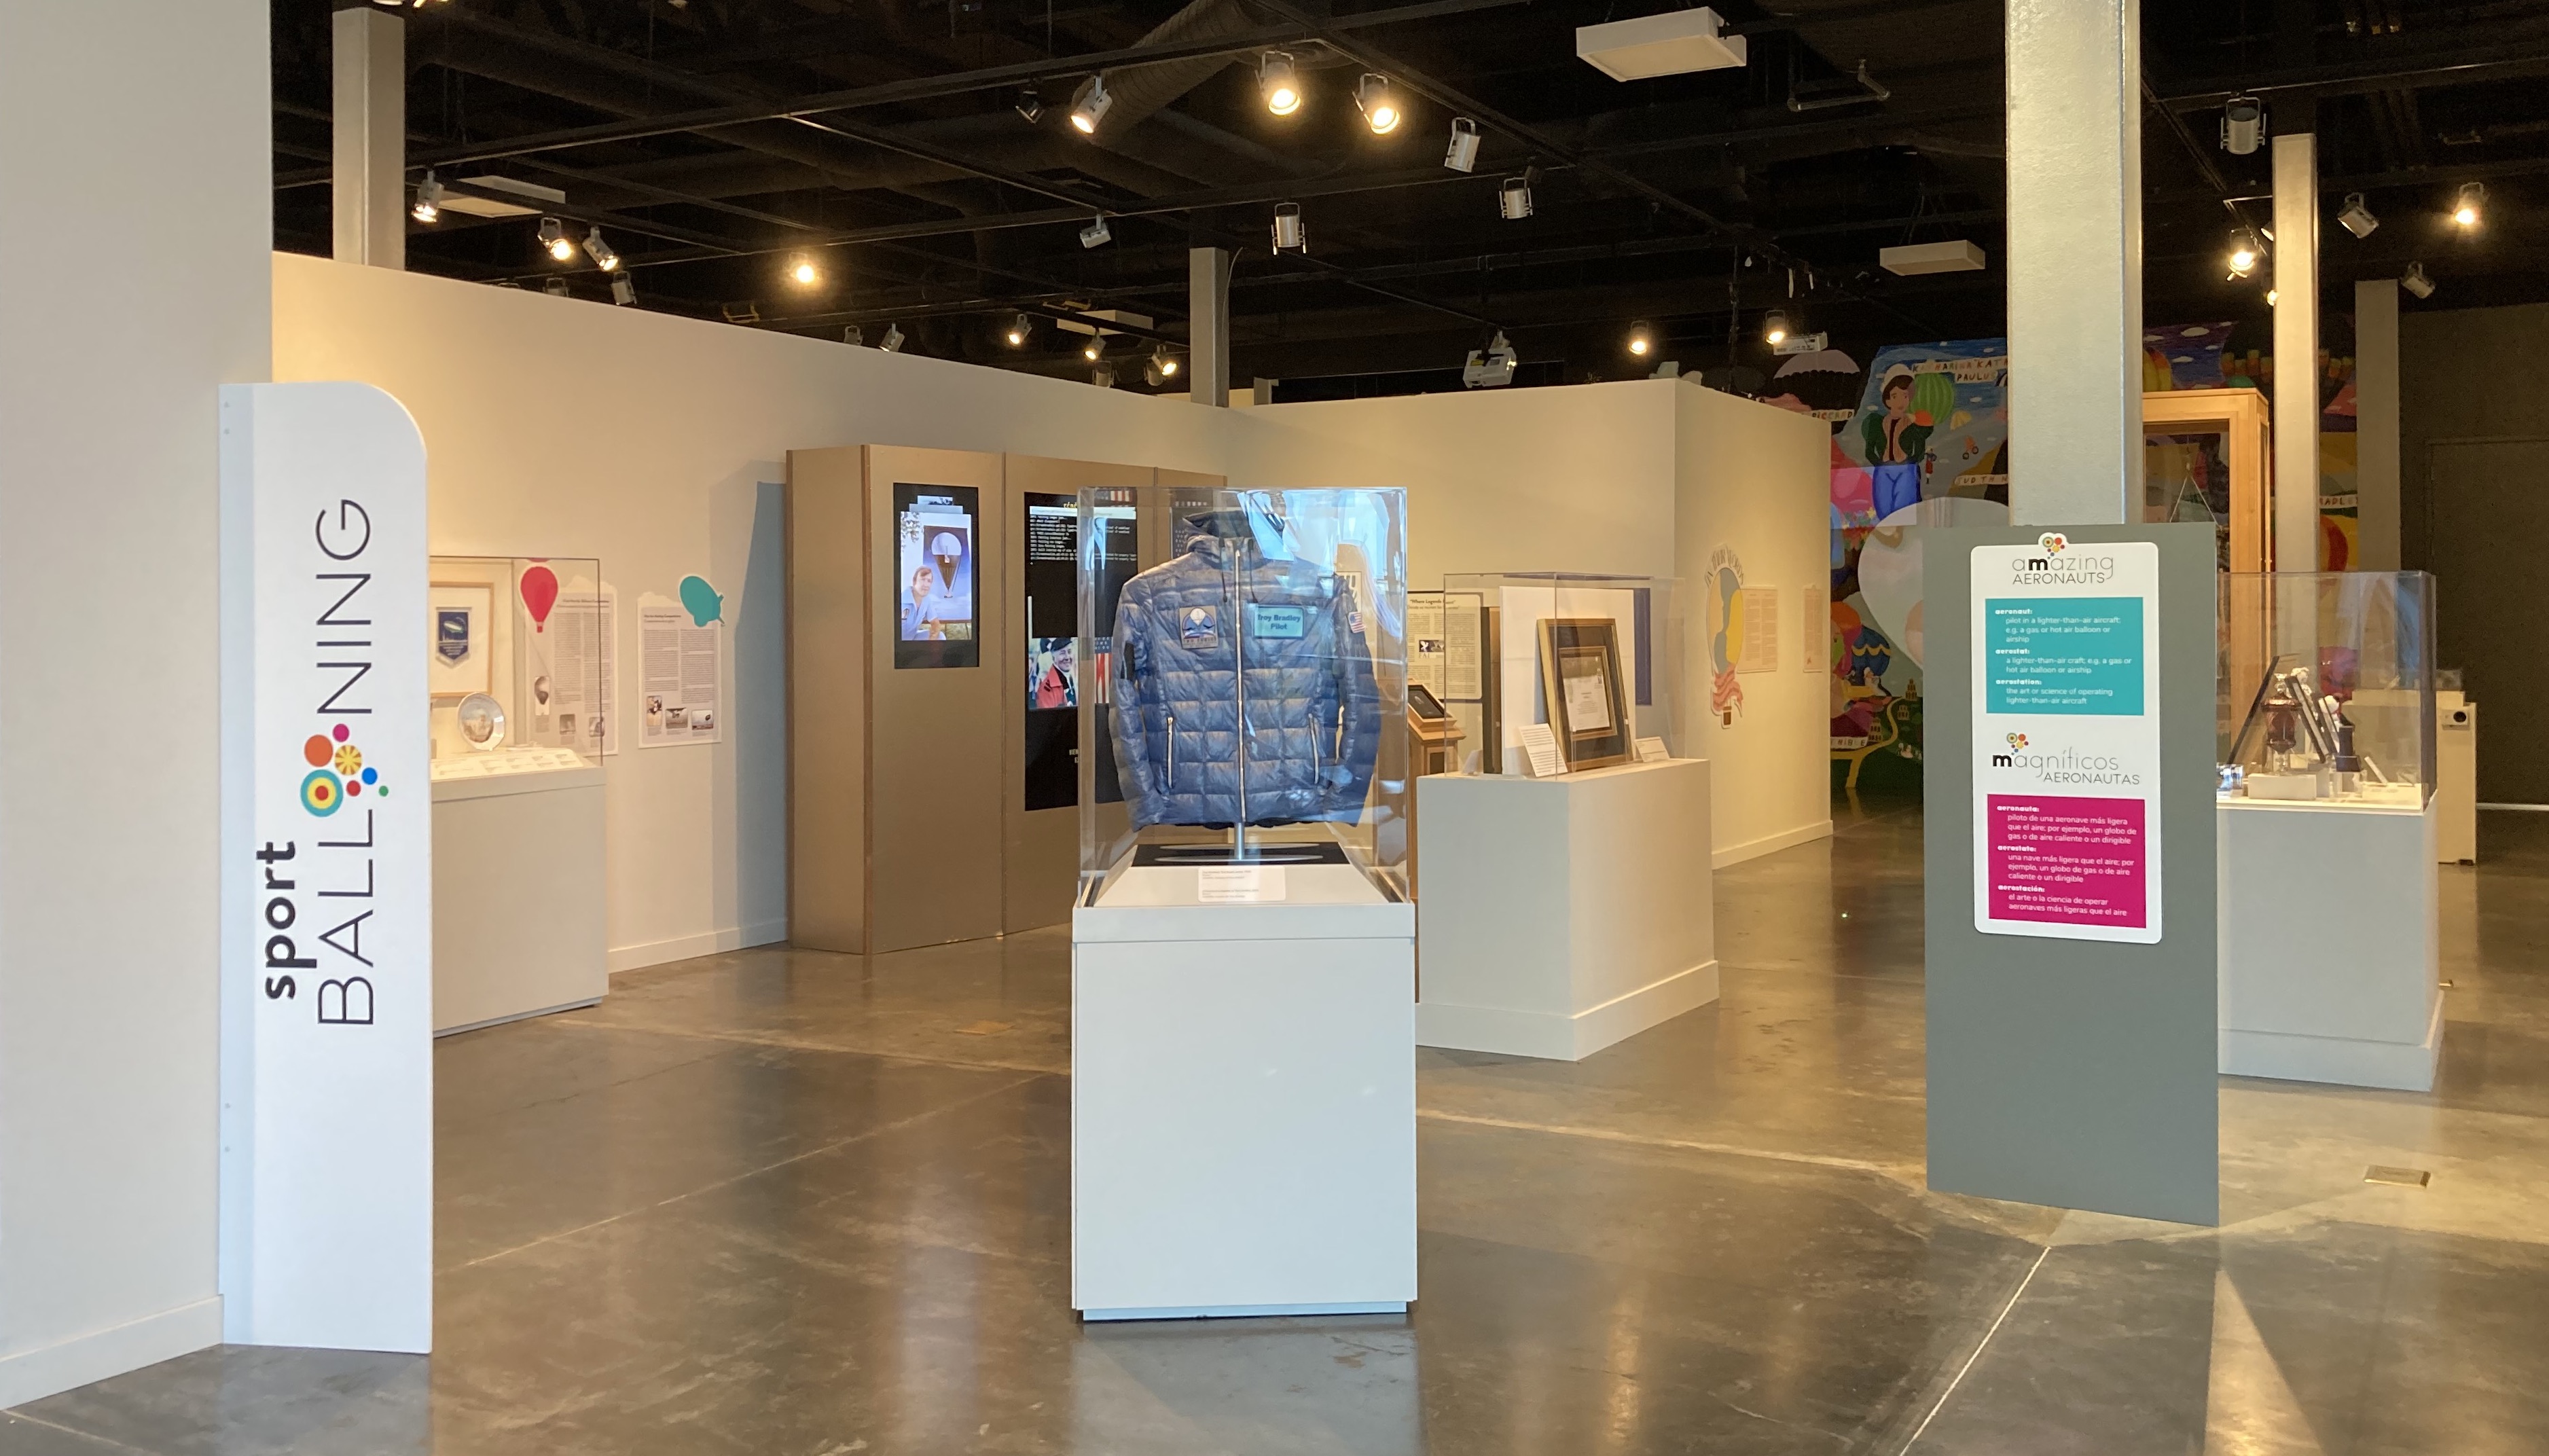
[2364,1165,2432,1188]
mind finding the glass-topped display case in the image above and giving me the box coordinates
[1440,572,1683,775]
[2219,571,2434,807]
[428,555,609,778]
[1076,486,1409,906]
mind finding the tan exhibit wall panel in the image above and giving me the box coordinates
[785,447,869,953]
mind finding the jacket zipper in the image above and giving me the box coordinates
[1165,712,1177,787]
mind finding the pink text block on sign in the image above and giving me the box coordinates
[1986,794,2148,929]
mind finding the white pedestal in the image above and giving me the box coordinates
[2219,793,2442,1091]
[1413,759,1718,1060]
[2438,693,2476,863]
[1072,867,1415,1321]
[431,752,607,1034]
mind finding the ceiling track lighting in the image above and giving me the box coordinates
[543,276,571,297]
[2451,181,2486,228]
[537,215,575,262]
[2222,95,2266,156]
[411,171,444,224]
[1354,73,1405,136]
[1762,309,1790,346]
[1084,336,1104,362]
[843,325,865,346]
[787,253,823,287]
[1498,174,1534,220]
[1627,319,1655,357]
[1259,52,1303,117]
[2402,261,2436,299]
[2337,192,2380,240]
[1015,89,1045,125]
[1069,75,1113,135]
[583,227,619,272]
[1444,117,1481,172]
[611,274,636,306]
[1146,345,1182,386]
[879,322,906,354]
[1005,312,1032,346]
[1271,202,1307,253]
[1092,360,1119,389]
[2226,228,2264,280]
[1463,330,1517,389]
[1079,215,1113,249]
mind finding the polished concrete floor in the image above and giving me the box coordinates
[10,797,2549,1454]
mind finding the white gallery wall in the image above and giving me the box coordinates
[0,0,272,1405]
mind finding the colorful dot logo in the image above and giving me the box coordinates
[297,725,386,814]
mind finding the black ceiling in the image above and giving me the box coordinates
[272,0,2549,391]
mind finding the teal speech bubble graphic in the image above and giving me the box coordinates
[679,575,724,627]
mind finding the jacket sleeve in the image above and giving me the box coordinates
[1109,589,1157,822]
[1326,586,1383,818]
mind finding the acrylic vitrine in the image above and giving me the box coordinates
[427,555,610,776]
[2218,570,2434,807]
[1439,572,1683,775]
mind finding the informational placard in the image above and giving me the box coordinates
[638,596,723,746]
[1804,585,1828,672]
[218,382,432,1353]
[1970,535,2162,943]
[1737,585,1780,674]
[1443,591,1484,701]
[1518,722,1564,778]
[549,583,618,756]
[1197,864,1286,903]
[1407,592,1447,699]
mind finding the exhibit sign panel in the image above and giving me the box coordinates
[1969,535,2163,943]
[217,383,433,1352]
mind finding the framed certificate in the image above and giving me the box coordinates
[1537,617,1631,770]
[429,580,496,698]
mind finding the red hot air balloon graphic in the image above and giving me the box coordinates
[520,564,560,634]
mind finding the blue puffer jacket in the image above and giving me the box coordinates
[1110,513,1381,828]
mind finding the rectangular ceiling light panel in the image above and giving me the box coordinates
[439,176,569,219]
[1879,240,1988,276]
[1576,7,1747,82]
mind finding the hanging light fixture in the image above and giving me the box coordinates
[1083,335,1104,362]
[1079,215,1113,249]
[583,228,620,272]
[1069,75,1113,135]
[1005,312,1032,346]
[412,171,445,224]
[1498,175,1534,220]
[611,274,636,306]
[1354,73,1405,135]
[2226,229,2264,279]
[879,322,906,353]
[789,253,822,287]
[1762,310,1790,346]
[1271,202,1306,252]
[2402,261,2436,299]
[843,325,865,346]
[1627,319,1655,357]
[2337,192,2379,239]
[539,216,575,261]
[2451,181,2486,228]
[1443,117,1481,172]
[1015,88,1045,124]
[1259,52,1303,116]
[1093,359,1119,389]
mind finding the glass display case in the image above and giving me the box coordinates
[2219,571,2434,807]
[1439,572,1683,775]
[1076,486,1409,905]
[427,555,610,778]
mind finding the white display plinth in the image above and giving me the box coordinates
[431,752,607,1034]
[1072,861,1415,1321]
[1413,759,1718,1060]
[2219,793,2442,1091]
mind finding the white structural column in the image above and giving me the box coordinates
[1188,247,1232,407]
[2004,0,2141,526]
[2272,132,2321,569]
[2353,278,2402,571]
[333,6,405,270]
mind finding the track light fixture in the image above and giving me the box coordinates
[2265,288,2279,307]
[2226,229,2264,280]
[1093,359,1119,389]
[2222,95,2265,156]
[1444,117,1481,172]
[611,274,636,306]
[1762,310,1790,346]
[2451,182,2486,228]
[1271,202,1306,253]
[583,228,620,272]
[1627,319,1655,357]
[412,171,444,224]
[2337,192,2379,240]
[1354,73,1405,136]
[1084,336,1104,362]
[1080,215,1113,249]
[880,322,906,353]
[789,253,822,287]
[1015,89,1045,124]
[1498,175,1534,220]
[543,276,571,297]
[538,216,575,261]
[1146,345,1181,386]
[1462,330,1517,388]
[2402,261,2436,299]
[1005,312,1032,346]
[843,325,865,346]
[1069,75,1113,135]
[1260,52,1303,116]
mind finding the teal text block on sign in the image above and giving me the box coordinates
[1985,598,2144,715]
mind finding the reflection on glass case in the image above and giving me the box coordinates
[1077,486,1409,904]
[1439,573,1683,775]
[429,556,609,772]
[2220,571,2434,807]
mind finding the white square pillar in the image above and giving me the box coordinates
[333,6,405,270]
[2273,132,2321,568]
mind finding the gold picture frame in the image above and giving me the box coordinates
[1537,617,1631,770]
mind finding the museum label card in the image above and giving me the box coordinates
[1635,736,1671,764]
[1197,865,1286,903]
[1518,722,1565,778]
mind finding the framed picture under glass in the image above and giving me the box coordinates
[1538,617,1631,769]
[429,579,496,698]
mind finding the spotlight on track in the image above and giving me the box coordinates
[2266,288,2279,307]
[789,253,822,287]
[1462,331,1517,389]
[1093,359,1118,388]
[2451,181,2486,228]
[2222,95,2265,156]
[1762,309,1790,346]
[1006,312,1032,346]
[879,322,906,353]
[1444,117,1481,172]
[2226,229,2263,280]
[2338,192,2379,240]
[2402,261,2436,299]
[1015,88,1044,124]
[1627,319,1655,357]
[1271,201,1306,253]
[1260,52,1303,117]
[539,215,575,261]
[543,276,570,297]
[1084,336,1104,362]
[412,171,444,223]
[1498,174,1534,220]
[1070,75,1113,135]
[1354,73,1405,136]
[1146,345,1181,386]
[583,228,620,272]
[1079,214,1113,249]
[611,274,636,306]
[843,325,865,346]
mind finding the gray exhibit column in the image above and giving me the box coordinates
[332,6,405,270]
[2273,132,2321,568]
[2005,0,2140,525]
[1188,247,1231,407]
[2354,279,2402,570]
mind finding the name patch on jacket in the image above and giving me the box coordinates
[1179,606,1219,645]
[1246,604,1306,639]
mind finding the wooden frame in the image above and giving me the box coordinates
[1536,617,1631,770]
[2144,386,2273,573]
